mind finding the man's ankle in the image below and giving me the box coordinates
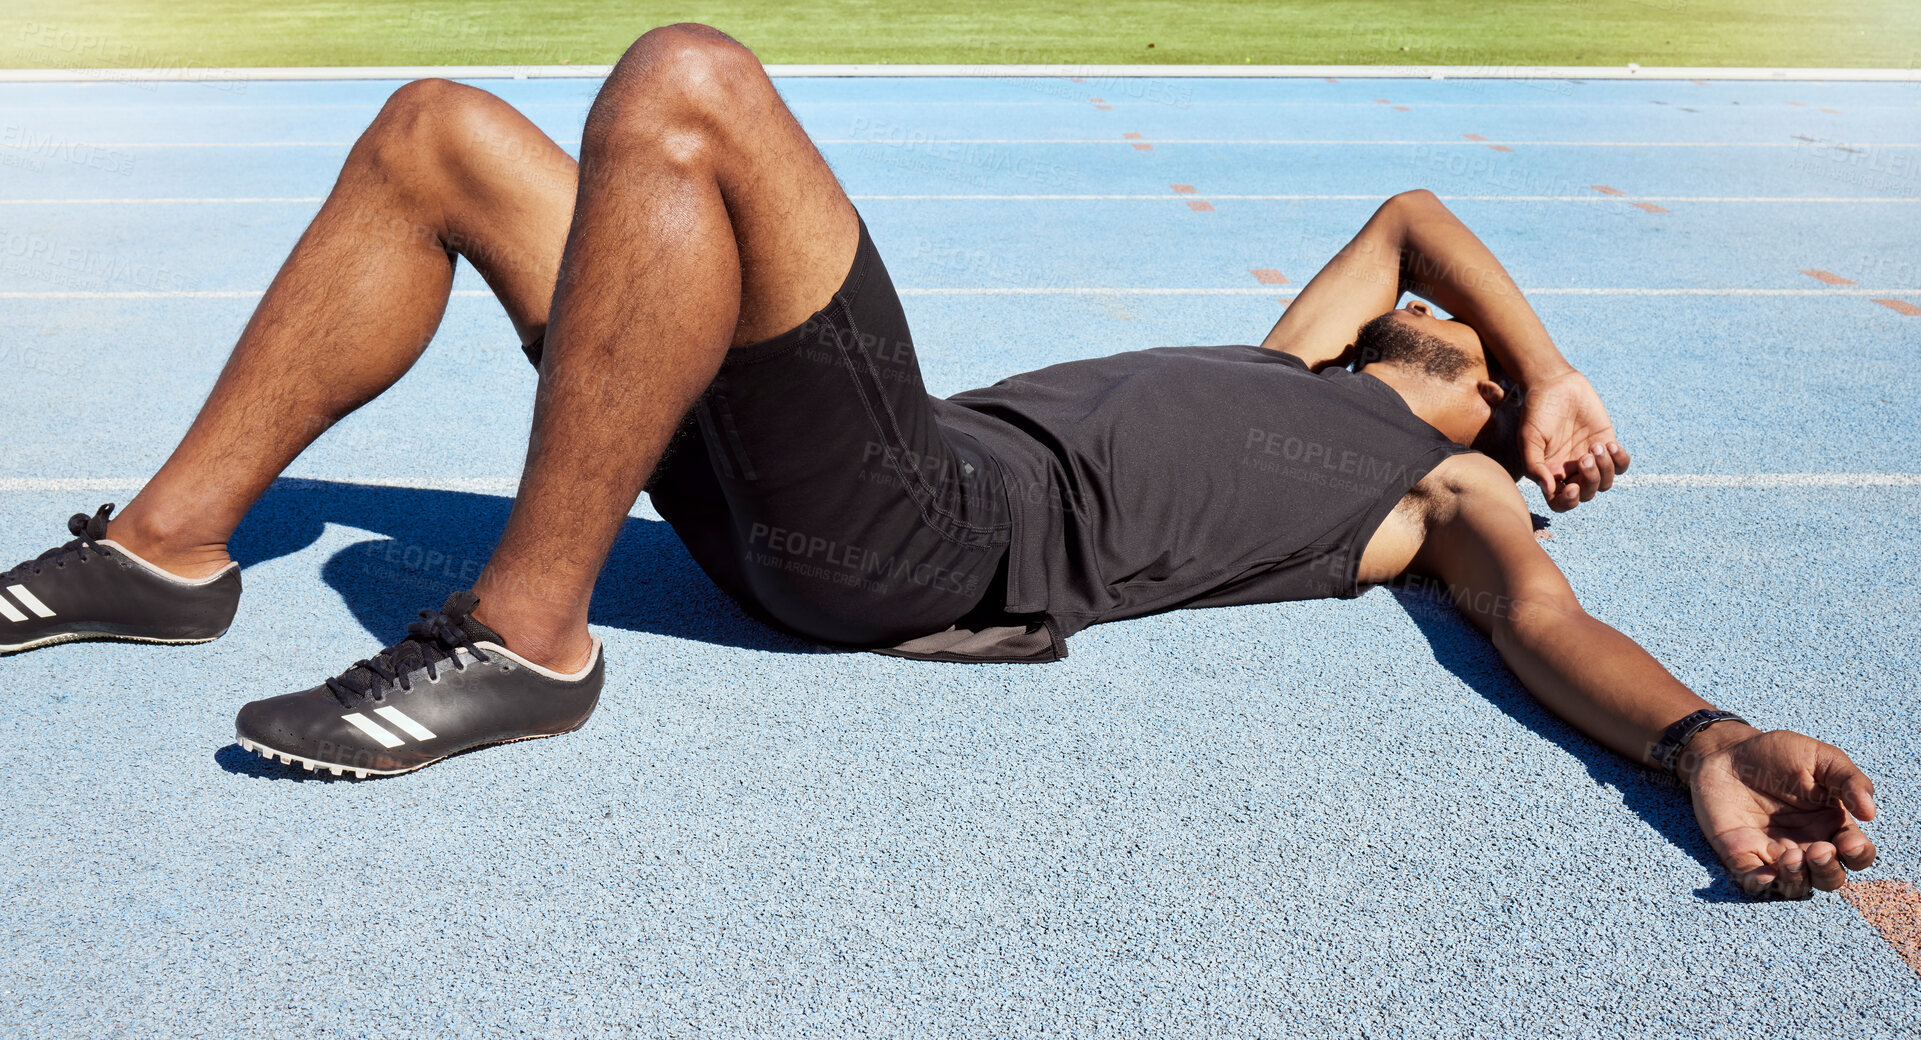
[469,605,596,676]
[101,511,233,581]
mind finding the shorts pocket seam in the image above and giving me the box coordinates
[832,297,1009,545]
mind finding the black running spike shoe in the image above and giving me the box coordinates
[235,590,604,778]
[0,504,242,655]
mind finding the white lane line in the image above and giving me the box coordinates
[2,102,604,112]
[2,475,1915,493]
[1504,287,1921,296]
[0,290,270,298]
[1615,474,1921,487]
[899,286,1921,297]
[903,288,1921,296]
[15,139,1921,149]
[851,194,1921,202]
[830,139,1921,147]
[18,141,359,148]
[15,101,1921,112]
[2,63,1918,82]
[0,197,326,205]
[0,476,523,493]
[5,193,1915,206]
[3,287,1918,300]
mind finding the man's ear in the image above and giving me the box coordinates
[1474,379,1506,409]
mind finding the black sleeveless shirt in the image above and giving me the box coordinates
[885,345,1472,663]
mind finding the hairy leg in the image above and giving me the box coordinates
[108,80,578,577]
[467,24,859,669]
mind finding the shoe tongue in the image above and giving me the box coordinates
[442,590,502,647]
[385,642,430,677]
[336,591,497,700]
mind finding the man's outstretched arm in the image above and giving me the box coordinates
[1261,190,1630,510]
[1410,454,1879,899]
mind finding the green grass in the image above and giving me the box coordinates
[5,0,1918,69]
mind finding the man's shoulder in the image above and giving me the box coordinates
[1408,452,1528,530]
[1361,452,1513,584]
[1428,450,1518,493]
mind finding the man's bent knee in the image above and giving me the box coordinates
[583,24,769,153]
[356,78,532,188]
[612,23,764,104]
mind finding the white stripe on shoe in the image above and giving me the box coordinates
[340,712,406,749]
[6,585,56,618]
[372,706,436,741]
[0,595,26,623]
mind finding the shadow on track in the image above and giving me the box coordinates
[1386,581,1753,903]
[226,476,826,657]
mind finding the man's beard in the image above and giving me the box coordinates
[1352,312,1471,380]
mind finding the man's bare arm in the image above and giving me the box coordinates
[1261,191,1631,510]
[1410,454,1878,898]
[1262,189,1567,380]
[1386,190,1573,386]
[1412,455,1721,761]
[1258,195,1405,370]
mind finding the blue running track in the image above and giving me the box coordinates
[1,73,1919,1038]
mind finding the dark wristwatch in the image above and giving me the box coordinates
[1649,709,1749,778]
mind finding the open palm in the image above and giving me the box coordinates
[1690,730,1878,899]
[1519,369,1631,512]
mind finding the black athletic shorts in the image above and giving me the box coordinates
[524,216,1014,648]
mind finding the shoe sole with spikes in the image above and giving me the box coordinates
[2,629,224,656]
[236,725,588,779]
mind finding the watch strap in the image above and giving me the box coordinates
[1650,709,1748,776]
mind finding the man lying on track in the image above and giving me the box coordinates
[1,25,1877,898]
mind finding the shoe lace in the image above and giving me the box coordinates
[324,606,493,707]
[0,505,115,584]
